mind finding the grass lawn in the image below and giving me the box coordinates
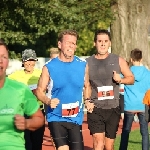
[114,129,146,150]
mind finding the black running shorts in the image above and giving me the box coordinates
[48,121,84,150]
[87,107,121,139]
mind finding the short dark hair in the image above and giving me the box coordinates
[0,38,9,51]
[130,48,142,61]
[94,29,111,42]
[58,29,78,42]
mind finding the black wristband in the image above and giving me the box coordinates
[84,98,91,103]
[84,98,91,101]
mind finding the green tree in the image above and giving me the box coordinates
[76,21,110,56]
[1,0,115,57]
[9,51,21,60]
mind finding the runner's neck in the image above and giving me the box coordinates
[95,52,109,60]
[0,76,5,88]
[58,53,74,63]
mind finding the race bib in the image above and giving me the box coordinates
[97,86,114,100]
[62,101,79,117]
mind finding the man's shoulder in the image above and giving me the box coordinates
[72,56,86,64]
[74,56,87,63]
[45,59,52,65]
[85,55,94,62]
[110,53,119,59]
[45,57,58,66]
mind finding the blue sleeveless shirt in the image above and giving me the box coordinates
[45,56,86,125]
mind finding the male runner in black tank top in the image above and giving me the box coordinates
[85,29,134,150]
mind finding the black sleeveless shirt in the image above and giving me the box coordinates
[86,53,121,109]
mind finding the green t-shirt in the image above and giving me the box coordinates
[0,78,39,150]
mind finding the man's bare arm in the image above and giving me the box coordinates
[83,64,95,113]
[83,64,91,100]
[26,109,45,131]
[14,109,45,131]
[36,66,50,104]
[119,57,134,85]
[36,66,59,108]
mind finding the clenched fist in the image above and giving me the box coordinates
[47,98,60,108]
[113,71,121,83]
[14,114,26,131]
[85,101,95,113]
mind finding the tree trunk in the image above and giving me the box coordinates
[111,0,150,67]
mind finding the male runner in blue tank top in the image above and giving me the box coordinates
[36,29,91,150]
[85,29,134,150]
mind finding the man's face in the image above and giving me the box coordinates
[58,34,77,59]
[94,34,111,55]
[23,60,36,72]
[0,45,9,79]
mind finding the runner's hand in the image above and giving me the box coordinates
[14,114,26,130]
[85,101,94,113]
[113,71,121,83]
[48,98,60,108]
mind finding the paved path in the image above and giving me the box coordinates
[42,115,140,150]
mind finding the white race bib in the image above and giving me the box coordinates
[97,86,114,100]
[62,101,79,117]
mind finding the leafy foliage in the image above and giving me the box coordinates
[9,51,21,60]
[1,0,116,57]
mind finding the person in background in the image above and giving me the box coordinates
[0,39,44,150]
[119,63,139,122]
[85,29,134,150]
[143,89,150,122]
[36,29,91,150]
[119,48,150,150]
[49,47,60,59]
[8,49,45,150]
